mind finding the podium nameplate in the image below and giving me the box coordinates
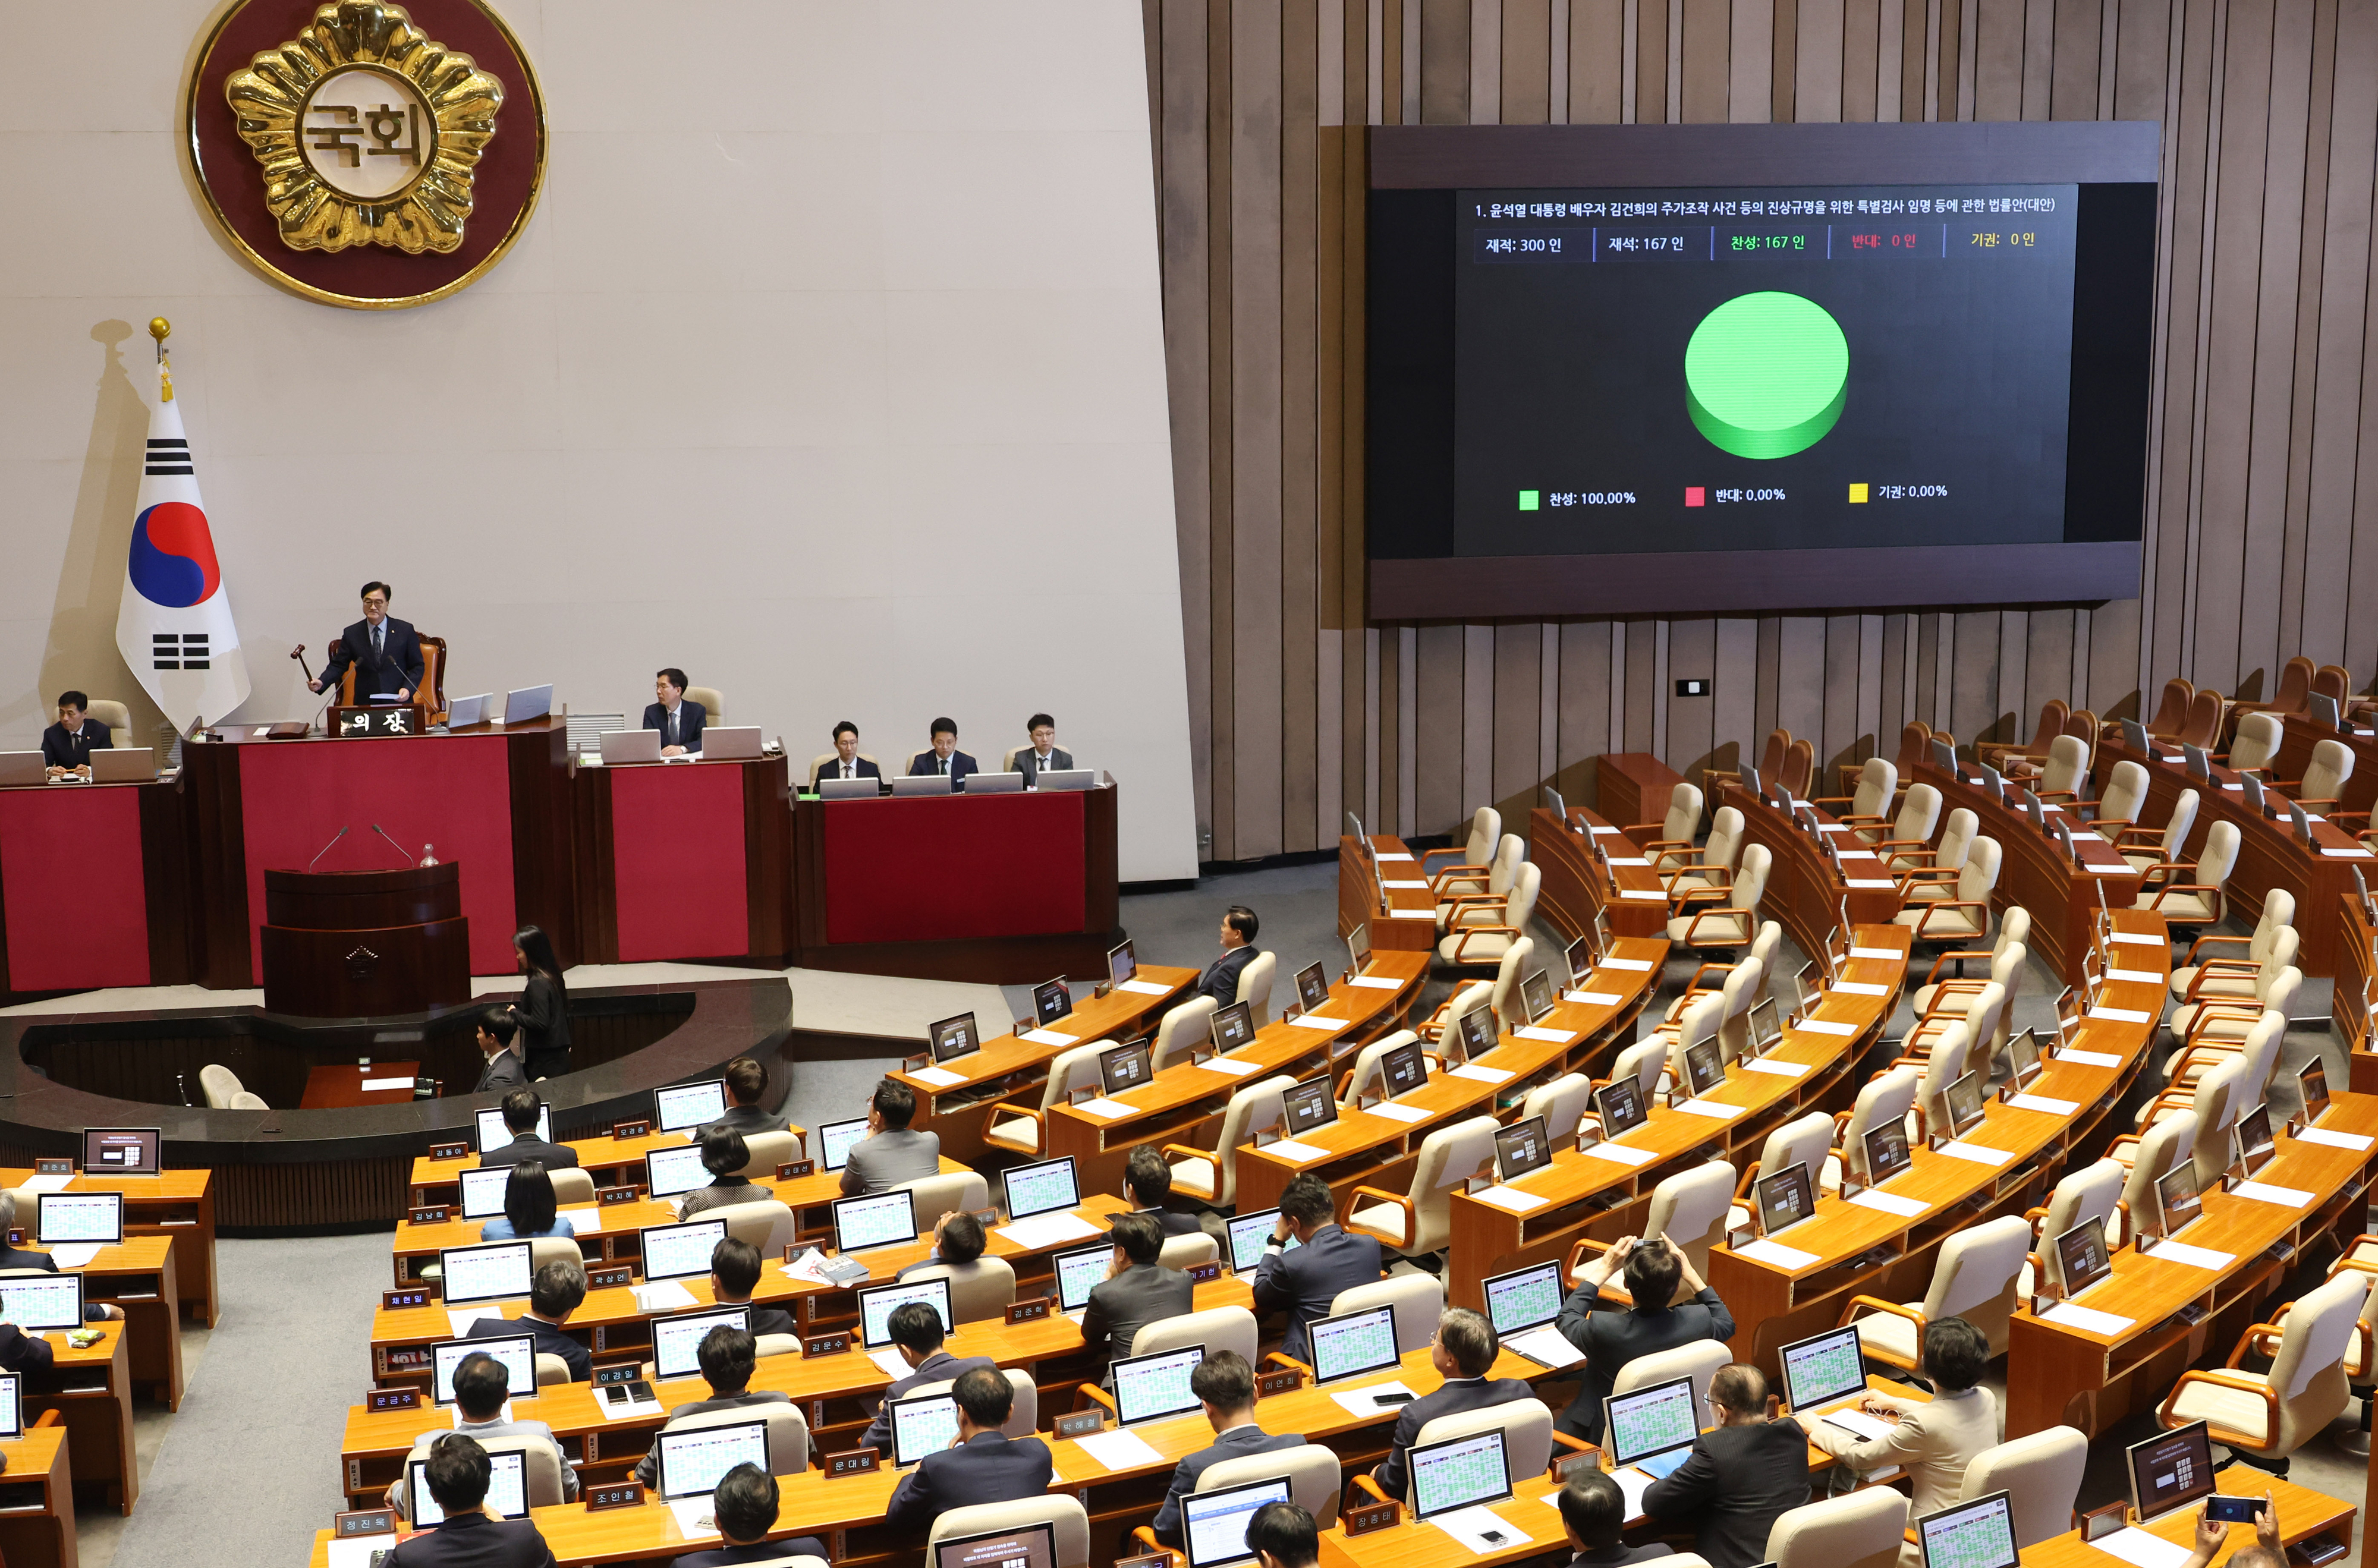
[332,704,429,738]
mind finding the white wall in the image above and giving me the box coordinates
[0,0,1199,880]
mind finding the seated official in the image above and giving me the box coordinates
[839,1077,940,1195]
[1196,906,1262,1006]
[895,1208,987,1283]
[709,1238,794,1339]
[861,1299,996,1453]
[481,1090,578,1170]
[1125,1144,1205,1235]
[467,1261,592,1382]
[634,1325,792,1486]
[1555,1234,1734,1440]
[479,1162,572,1242]
[0,1194,126,1324]
[1556,1471,1674,1567]
[883,1367,1052,1531]
[676,1126,763,1220]
[1796,1315,1995,1564]
[1641,1364,1810,1568]
[1015,711,1074,786]
[645,667,706,757]
[709,1055,788,1137]
[2179,1500,2286,1568]
[1251,1173,1382,1362]
[1081,1213,1193,1380]
[309,580,423,704]
[1374,1307,1530,1500]
[906,717,979,786]
[40,691,111,779]
[672,1463,828,1568]
[1246,1502,1321,1568]
[1151,1350,1304,1545]
[816,721,881,786]
[473,1009,527,1094]
[389,1352,577,1516]
[384,1433,558,1568]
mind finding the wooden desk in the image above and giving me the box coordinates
[2343,897,2377,1087]
[33,1325,132,1515]
[1718,783,1904,963]
[0,1424,77,1568]
[301,1062,422,1108]
[2273,711,2378,818]
[1443,926,1911,1314]
[2005,1090,2378,1440]
[1529,808,1671,943]
[29,1236,183,1410]
[574,754,797,967]
[1907,758,2145,982]
[405,1125,844,1208]
[0,778,191,1003]
[1708,909,2167,1375]
[2021,1467,2354,1568]
[0,1169,219,1329]
[888,966,1198,1166]
[1339,836,1440,952]
[1596,752,1693,838]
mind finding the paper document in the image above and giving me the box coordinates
[1515,1025,1571,1043]
[1472,1185,1548,1213]
[45,1244,101,1270]
[632,1281,697,1314]
[2008,1093,2080,1116]
[2321,847,2375,858]
[998,1211,1102,1248]
[1565,990,1624,1005]
[1020,1028,1079,1047]
[1830,981,1889,996]
[1735,1238,1819,1269]
[2056,1047,2122,1068]
[2041,1302,2134,1336]
[1285,1013,1346,1031]
[555,1207,597,1236]
[1744,1059,1807,1078]
[2296,1127,2374,1151]
[446,1308,492,1336]
[1606,855,1650,867]
[1074,1097,1135,1120]
[2091,1528,2196,1568]
[327,1536,399,1568]
[1506,1324,1584,1368]
[1382,879,1430,890]
[909,1065,965,1088]
[1848,1188,1927,1217]
[1432,1504,1532,1554]
[19,1175,71,1195]
[360,1076,415,1092]
[1600,957,1656,971]
[1351,976,1403,989]
[2147,1240,2235,1271]
[1366,1103,1431,1124]
[1796,1019,1858,1037]
[1330,1381,1415,1417]
[1259,1139,1329,1164]
[1620,889,1666,900]
[668,1497,721,1540]
[1845,879,1895,889]
[1612,1466,1657,1520]
[1936,1141,2014,1167]
[1674,1098,1744,1120]
[2231,1180,2313,1208]
[1849,946,1899,959]
[1584,1141,1656,1166]
[1838,849,1877,859]
[2108,932,2162,946]
[869,1347,913,1378]
[1200,1056,1260,1076]
[1823,1409,1893,1441]
[1589,824,1619,834]
[1074,1427,1165,1472]
[1376,851,1414,861]
[1451,1063,1515,1084]
[1388,909,1435,920]
[2086,1006,2151,1024]
[1118,978,1172,995]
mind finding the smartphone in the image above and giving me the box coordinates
[2209,1497,2261,1524]
[1372,1390,1416,1406]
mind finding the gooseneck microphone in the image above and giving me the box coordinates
[371,823,419,868]
[307,825,350,873]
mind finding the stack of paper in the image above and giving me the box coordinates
[1201,1056,1260,1076]
[1583,1141,1656,1166]
[998,1211,1102,1248]
[1743,1059,1807,1078]
[1288,1014,1347,1030]
[1074,1097,1135,1120]
[2146,1240,2234,1271]
[1075,1427,1165,1471]
[2041,1301,2134,1336]
[2091,1528,2195,1568]
[1020,1028,1080,1046]
[1796,1019,1858,1037]
[632,1280,698,1314]
[2007,1092,2080,1116]
[1432,1504,1531,1553]
[1260,1139,1329,1163]
[1515,1025,1571,1043]
[1821,1406,1893,1441]
[1118,978,1173,996]
[1674,1098,1742,1120]
[910,1065,965,1088]
[1505,1324,1583,1368]
[1351,976,1404,989]
[1451,1063,1515,1084]
[2231,1180,2313,1208]
[2056,1046,2122,1068]
[20,1174,72,1195]
[1472,1186,1548,1213]
[1936,1141,2013,1167]
[1734,1238,1818,1269]
[1847,1189,1927,1217]
[1830,981,1889,997]
[1366,1103,1431,1124]
[1330,1381,1415,1416]
[46,1244,101,1270]
[2298,1127,2374,1151]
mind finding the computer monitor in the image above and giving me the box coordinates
[1916,1491,2021,1568]
[645,1144,712,1199]
[1481,1261,1564,1335]
[437,1242,533,1309]
[1113,1344,1205,1426]
[1863,1123,1913,1185]
[502,684,553,725]
[1036,769,1095,792]
[1943,1070,1986,1138]
[817,775,879,799]
[1455,1004,1498,1064]
[1519,970,1556,1024]
[1225,1210,1293,1273]
[1978,763,2003,801]
[2311,692,2343,730]
[1544,785,1568,820]
[1053,1244,1111,1312]
[1211,1002,1256,1053]
[1379,1040,1429,1097]
[1000,1157,1080,1223]
[36,1191,121,1245]
[832,1191,917,1254]
[1741,760,1765,797]
[410,1450,527,1525]
[1745,996,1782,1057]
[655,1079,727,1134]
[935,1523,1058,1568]
[1347,925,1372,972]
[1682,1037,1725,1098]
[2121,717,2151,752]
[1100,1040,1153,1097]
[1596,1078,1648,1139]
[80,1128,161,1176]
[2300,1058,2332,1126]
[928,1013,981,1065]
[1495,1116,1552,1183]
[458,1165,513,1220]
[431,1334,535,1408]
[2055,1217,2112,1296]
[656,1416,769,1501]
[1294,962,1330,1013]
[1754,1162,1814,1238]
[1565,935,1599,984]
[2005,1029,2042,1090]
[651,1305,750,1381]
[1930,739,1957,773]
[1182,1474,1294,1568]
[1281,1076,1336,1135]
[857,1277,954,1348]
[474,1106,551,1155]
[2240,772,2267,812]
[2183,744,2210,780]
[0,1275,80,1331]
[2237,1103,2276,1167]
[1779,1325,1868,1413]
[1107,940,1137,987]
[2127,1421,2217,1523]
[892,773,953,797]
[1410,1428,1514,1522]
[817,1117,869,1172]
[1307,1303,1399,1385]
[640,1218,728,1283]
[2154,1164,2203,1238]
[1032,978,1072,1026]
[1604,1376,1699,1471]
[445,692,491,728]
[0,1374,23,1440]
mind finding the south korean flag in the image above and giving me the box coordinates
[114,351,251,731]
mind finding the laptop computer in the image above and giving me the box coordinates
[2153,1163,2203,1240]
[1052,1244,1111,1321]
[1519,970,1556,1024]
[928,1012,981,1065]
[702,726,762,761]
[83,1128,162,1175]
[1209,1001,1256,1054]
[1033,978,1074,1027]
[1754,1161,1815,1238]
[458,1165,512,1220]
[2127,1421,2217,1523]
[36,1191,121,1246]
[435,1242,533,1311]
[816,1117,869,1171]
[1107,940,1138,987]
[1915,1492,2021,1568]
[645,1143,712,1199]
[1294,961,1331,1014]
[656,1415,769,1503]
[831,1189,917,1253]
[600,729,662,766]
[1409,1427,1516,1528]
[1494,1116,1552,1183]
[91,748,154,783]
[445,692,492,727]
[640,1218,728,1283]
[1281,1076,1336,1136]
[1595,1078,1649,1140]
[0,753,45,787]
[2300,1058,2332,1127]
[891,773,952,796]
[1036,769,1095,792]
[965,770,1024,794]
[1604,1376,1698,1479]
[1224,1210,1295,1273]
[502,685,553,724]
[1863,1122,1913,1186]
[2054,1216,2113,1297]
[999,1157,1080,1223]
[1378,1039,1429,1098]
[818,775,880,799]
[1099,1040,1152,1097]
[1482,1260,1580,1369]
[1780,1325,1876,1430]
[1307,1304,1398,1385]
[431,1334,535,1408]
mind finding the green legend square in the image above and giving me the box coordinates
[1518,490,1540,511]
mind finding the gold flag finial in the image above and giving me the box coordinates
[150,319,174,401]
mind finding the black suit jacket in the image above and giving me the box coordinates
[0,1324,54,1374]
[40,721,109,770]
[1553,1284,1736,1439]
[467,1314,590,1382]
[1152,1425,1307,1543]
[906,748,980,784]
[321,616,425,700]
[1196,946,1261,1007]
[883,1431,1054,1531]
[480,1134,580,1171]
[813,755,883,786]
[1641,1419,1811,1568]
[860,1347,998,1451]
[474,1049,527,1095]
[384,1513,557,1568]
[1250,1223,1382,1362]
[1375,1375,1533,1500]
[1015,747,1075,786]
[642,700,707,753]
[1138,1207,1206,1238]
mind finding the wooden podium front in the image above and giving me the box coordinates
[258,864,470,1018]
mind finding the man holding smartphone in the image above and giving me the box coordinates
[2178,1494,2282,1568]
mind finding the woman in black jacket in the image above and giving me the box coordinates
[505,925,571,1080]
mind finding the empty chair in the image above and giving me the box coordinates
[1893,837,2001,945]
[982,1043,1108,1155]
[1130,1304,1259,1365]
[1908,1023,1976,1142]
[1908,908,2030,1018]
[928,1498,1090,1568]
[1607,1039,1669,1107]
[1778,738,1816,798]
[2119,788,2200,872]
[1962,1428,2090,1547]
[2135,1016,2278,1139]
[1438,863,1540,967]
[1811,757,1898,829]
[1980,700,2069,772]
[1163,1076,1295,1209]
[199,1065,246,1109]
[1668,843,1771,953]
[229,1090,268,1111]
[1657,994,1726,1091]
[2239,657,2317,722]
[1521,1072,1595,1144]
[1889,720,1936,782]
[1337,1029,1423,1109]
[1765,1487,1910,1568]
[2159,1270,2368,1472]
[1631,782,1707,867]
[2022,1160,2124,1289]
[1712,957,1766,1062]
[1901,980,2006,1066]
[1613,1338,1732,1411]
[2088,760,2151,841]
[1147,996,1219,1072]
[1729,1112,1835,1230]
[1156,1230,1219,1271]
[1662,805,1747,901]
[893,1170,991,1220]
[1345,1115,1499,1257]
[1843,1213,2030,1368]
[2110,1106,2198,1207]
[2144,677,2195,738]
[1435,833,1524,929]
[2021,733,2091,799]
[2273,738,2355,814]
[1861,780,1943,854]
[1420,941,1530,1037]
[2169,890,2296,1004]
[900,1254,1017,1322]
[1417,980,1493,1050]
[2134,820,2241,925]
[2224,711,2285,774]
[1893,807,1979,888]
[1829,1066,1920,1192]
[2177,688,2224,750]
[2169,958,2298,1063]
[1330,1273,1445,1350]
[1421,807,1503,886]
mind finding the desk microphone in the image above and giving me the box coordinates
[307,825,350,873]
[371,823,419,868]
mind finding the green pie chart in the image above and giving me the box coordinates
[1684,291,1849,459]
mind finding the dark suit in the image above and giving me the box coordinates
[1250,1223,1382,1362]
[861,1349,998,1452]
[813,755,883,787]
[1152,1424,1307,1544]
[1641,1419,1811,1568]
[474,1049,527,1095]
[0,1325,54,1374]
[633,1390,791,1485]
[383,1512,557,1568]
[467,1313,591,1383]
[39,720,109,772]
[1375,1375,1533,1501]
[839,1128,939,1195]
[1569,1547,1675,1566]
[1553,1284,1736,1440]
[481,1134,579,1171]
[1016,747,1075,786]
[674,1542,829,1568]
[1081,1261,1194,1373]
[906,748,980,786]
[320,616,425,701]
[643,700,707,754]
[509,975,571,1082]
[731,1302,795,1340]
[1196,946,1262,1007]
[709,1104,788,1138]
[884,1430,1054,1532]
[1137,1207,1206,1237]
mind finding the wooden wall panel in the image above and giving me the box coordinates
[1143,0,2378,859]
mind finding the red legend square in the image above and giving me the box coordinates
[1684,486,1706,507]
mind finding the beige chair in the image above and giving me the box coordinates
[84,698,134,736]
[1590,1163,1734,1295]
[901,1257,1017,1322]
[2162,994,2291,1101]
[1613,1339,1732,1412]
[1156,1231,1219,1270]
[1891,807,1978,886]
[1400,1399,1556,1503]
[2159,1270,2368,1467]
[527,1236,584,1276]
[1892,837,2001,944]
[753,1333,801,1361]
[2225,712,2285,774]
[656,1401,812,1475]
[2088,761,2151,842]
[1330,1273,1445,1352]
[199,1065,244,1109]
[1437,864,1541,967]
[1908,1023,1976,1144]
[2273,738,2356,814]
[229,1090,269,1110]
[893,1171,991,1221]
[1729,1112,1835,1230]
[1345,1115,1499,1257]
[1522,1072,1596,1144]
[1421,942,1530,1039]
[533,1352,573,1387]
[1130,1304,1259,1365]
[1829,1066,1920,1191]
[1338,1030,1423,1109]
[1908,912,2029,1022]
[2027,733,2091,799]
[1961,1427,2088,1547]
[808,751,882,787]
[706,1199,797,1258]
[1765,1486,1910,1568]
[1842,1213,2030,1368]
[1660,805,1747,902]
[1901,980,2005,1066]
[2112,1110,2198,1218]
[1164,1077,1295,1208]
[1667,843,1771,953]
[1236,951,1278,1022]
[1147,996,1220,1072]
[906,1369,1038,1440]
[928,1498,1090,1568]
[1713,956,1766,1062]
[1657,994,1726,1095]
[1436,834,1525,929]
[1193,1443,1344,1526]
[1811,756,1898,830]
[1417,980,1493,1050]
[2134,820,2241,925]
[1864,782,1944,858]
[1421,807,1504,886]
[2022,1160,2124,1292]
[2169,890,2295,1004]
[1633,782,1707,868]
[735,1129,802,1179]
[2118,788,2200,872]
[1608,1040,1669,1106]
[684,686,725,725]
[982,1043,1108,1156]
[398,1432,568,1513]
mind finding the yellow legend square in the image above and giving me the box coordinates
[1848,483,1870,503]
